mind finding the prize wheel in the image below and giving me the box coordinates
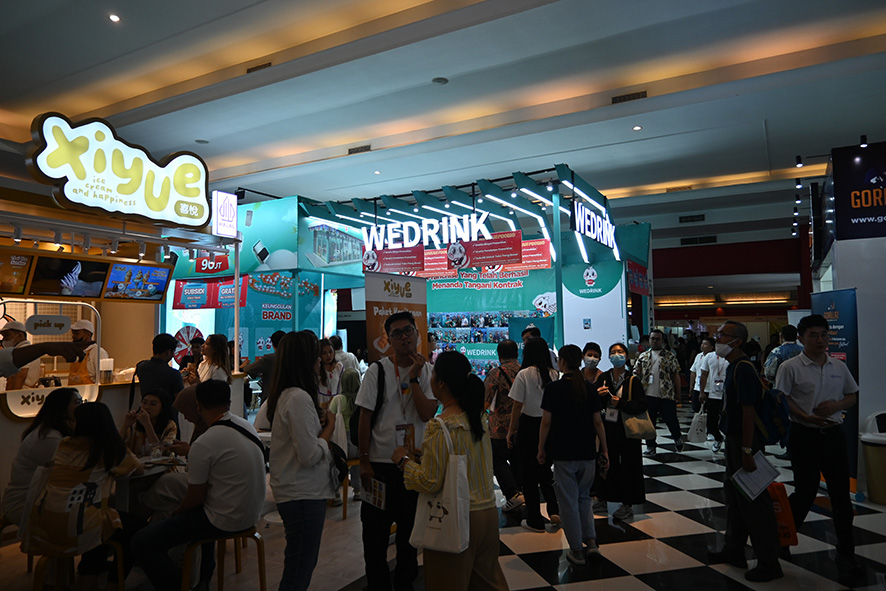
[174,326,204,365]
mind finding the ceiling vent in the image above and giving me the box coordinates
[681,235,717,245]
[679,214,705,223]
[348,145,372,155]
[611,90,647,104]
[246,62,272,74]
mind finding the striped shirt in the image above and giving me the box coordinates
[403,412,496,511]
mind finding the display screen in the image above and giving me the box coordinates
[28,256,109,298]
[103,263,172,302]
[0,251,34,295]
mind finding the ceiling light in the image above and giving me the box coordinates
[795,195,801,204]
[519,187,553,207]
[477,197,483,204]
[431,77,449,85]
[795,155,803,168]
[109,238,118,253]
[138,241,146,259]
[540,206,547,211]
[792,229,798,237]
[792,220,798,227]
[195,139,209,145]
[109,14,120,22]
[13,225,21,243]
[386,211,391,216]
[793,207,799,216]
[54,231,62,247]
[412,206,419,213]
[860,135,868,148]
[188,249,196,262]
[508,210,514,215]
[632,125,642,131]
[546,181,553,192]
[163,245,171,259]
[795,179,802,189]
[707,285,714,289]
[374,170,381,175]
[82,235,91,251]
[510,191,517,198]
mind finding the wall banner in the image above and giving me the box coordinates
[216,272,294,360]
[626,259,649,296]
[446,231,522,269]
[364,272,428,362]
[362,243,424,274]
[172,276,247,309]
[832,141,886,241]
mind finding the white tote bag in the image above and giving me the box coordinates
[409,417,470,554]
[687,404,707,444]
[331,407,349,452]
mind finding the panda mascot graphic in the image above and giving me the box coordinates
[362,249,380,272]
[583,266,598,287]
[446,241,470,269]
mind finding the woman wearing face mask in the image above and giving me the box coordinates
[593,343,647,520]
[581,342,603,383]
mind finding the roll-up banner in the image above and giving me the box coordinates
[364,272,428,362]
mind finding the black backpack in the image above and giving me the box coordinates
[349,360,385,447]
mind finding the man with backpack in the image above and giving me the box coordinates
[484,339,524,512]
[775,314,862,577]
[356,312,436,591]
[708,320,782,582]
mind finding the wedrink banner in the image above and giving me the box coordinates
[427,267,556,378]
[216,272,294,360]
[561,260,627,371]
[811,289,859,481]
[418,239,550,279]
[832,141,886,241]
[446,231,522,269]
[508,317,555,360]
[365,272,428,363]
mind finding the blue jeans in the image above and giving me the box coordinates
[131,507,233,590]
[277,499,328,591]
[552,460,596,551]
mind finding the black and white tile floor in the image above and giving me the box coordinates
[492,408,886,591]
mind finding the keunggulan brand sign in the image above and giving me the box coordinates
[27,112,210,228]
[361,212,491,250]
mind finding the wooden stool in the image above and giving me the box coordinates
[31,540,125,591]
[181,526,266,591]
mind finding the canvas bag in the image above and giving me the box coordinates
[409,417,470,554]
[621,378,656,440]
[687,403,707,443]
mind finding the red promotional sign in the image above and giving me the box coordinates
[626,259,649,296]
[445,232,521,270]
[172,276,248,309]
[195,256,230,274]
[362,244,425,274]
[417,238,550,278]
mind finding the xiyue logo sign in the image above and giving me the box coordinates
[27,112,210,228]
[383,279,413,299]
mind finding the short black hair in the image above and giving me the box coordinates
[189,336,205,346]
[780,324,798,341]
[196,379,231,409]
[723,320,748,343]
[797,314,829,337]
[152,333,178,355]
[521,326,541,338]
[650,329,665,338]
[582,342,602,356]
[497,339,518,360]
[328,334,343,350]
[702,336,716,349]
[384,311,416,335]
[271,330,287,348]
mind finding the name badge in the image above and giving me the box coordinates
[605,408,619,422]
[648,374,655,385]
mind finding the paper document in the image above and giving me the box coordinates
[363,477,386,510]
[731,451,779,501]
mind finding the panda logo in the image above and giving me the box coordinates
[362,249,380,272]
[446,241,470,269]
[583,266,598,286]
[532,292,557,315]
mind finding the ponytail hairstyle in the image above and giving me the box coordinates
[557,344,587,402]
[521,337,554,386]
[433,351,485,442]
[266,330,320,425]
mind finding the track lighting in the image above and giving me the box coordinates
[795,195,801,205]
[138,241,146,259]
[510,191,517,198]
[109,239,118,254]
[163,245,171,260]
[13,225,21,243]
[860,135,868,148]
[54,231,63,247]
[795,179,802,189]
[82,235,91,251]
[793,207,798,216]
[795,155,803,168]
[546,181,553,192]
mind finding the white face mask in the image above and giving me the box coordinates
[584,356,599,369]
[715,342,735,358]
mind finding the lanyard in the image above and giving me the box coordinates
[394,363,413,420]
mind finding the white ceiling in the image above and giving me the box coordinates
[2,0,885,294]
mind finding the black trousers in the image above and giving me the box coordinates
[788,423,855,557]
[706,398,724,442]
[723,434,780,568]
[517,415,559,523]
[490,437,521,500]
[645,396,682,446]
[360,462,419,591]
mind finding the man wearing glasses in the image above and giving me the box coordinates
[356,311,436,590]
[708,320,782,582]
[774,314,862,577]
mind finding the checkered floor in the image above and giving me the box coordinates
[489,407,886,591]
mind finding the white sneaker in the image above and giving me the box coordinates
[706,434,715,441]
[503,494,525,512]
[712,440,723,453]
[566,549,586,565]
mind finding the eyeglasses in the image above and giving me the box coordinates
[715,332,737,340]
[804,331,829,341]
[389,325,416,339]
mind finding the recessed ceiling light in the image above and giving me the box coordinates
[632,125,642,131]
[195,139,209,144]
[707,285,714,289]
[431,77,449,85]
[109,14,121,23]
[374,170,381,175]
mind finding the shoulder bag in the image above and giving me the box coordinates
[621,377,656,440]
[409,417,470,553]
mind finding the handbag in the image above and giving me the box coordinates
[687,403,707,443]
[768,482,798,546]
[621,378,656,440]
[409,417,470,553]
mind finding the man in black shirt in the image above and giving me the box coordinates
[137,333,185,401]
[708,320,781,582]
[178,336,205,371]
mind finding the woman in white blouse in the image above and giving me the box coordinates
[507,337,561,532]
[191,334,232,384]
[266,331,336,591]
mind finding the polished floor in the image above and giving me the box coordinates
[1,407,884,590]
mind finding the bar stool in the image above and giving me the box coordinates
[180,526,266,591]
[31,540,126,591]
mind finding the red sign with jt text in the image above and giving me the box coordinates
[445,231,522,270]
[195,256,230,274]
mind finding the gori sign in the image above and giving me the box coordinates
[362,212,491,250]
[27,112,210,228]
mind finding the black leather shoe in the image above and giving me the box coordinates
[778,546,791,560]
[835,554,864,576]
[775,451,791,460]
[745,565,784,582]
[707,549,748,569]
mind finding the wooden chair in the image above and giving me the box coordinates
[31,540,125,591]
[341,458,361,520]
[180,526,266,591]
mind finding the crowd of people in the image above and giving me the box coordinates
[0,311,865,590]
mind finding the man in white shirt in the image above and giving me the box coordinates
[699,337,728,452]
[330,334,359,371]
[689,337,713,413]
[357,311,436,591]
[0,321,41,389]
[132,380,267,590]
[775,314,862,577]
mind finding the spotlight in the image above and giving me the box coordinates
[792,229,797,237]
[795,195,801,205]
[793,207,799,216]
[792,220,798,227]
[163,245,171,260]
[138,241,146,259]
[510,191,517,198]
[541,206,547,211]
[860,135,868,148]
[546,181,553,192]
[54,231,62,247]
[508,210,514,215]
[82,235,91,251]
[413,206,419,213]
[386,211,391,216]
[109,238,118,253]
[795,179,802,189]
[444,202,450,209]
[795,155,803,168]
[188,249,196,262]
[13,225,21,243]
[477,197,483,204]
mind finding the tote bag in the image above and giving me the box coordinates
[621,378,656,440]
[409,417,470,553]
[687,404,707,443]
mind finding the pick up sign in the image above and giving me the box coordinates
[26,315,71,335]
